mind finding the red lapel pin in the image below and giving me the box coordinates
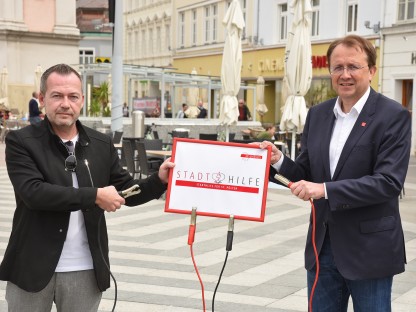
[361,122,367,127]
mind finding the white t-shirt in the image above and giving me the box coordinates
[55,135,94,272]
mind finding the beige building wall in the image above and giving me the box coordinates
[171,0,274,121]
[0,0,80,116]
[124,0,172,67]
[24,0,55,32]
[122,0,261,118]
[124,0,172,100]
[172,0,257,58]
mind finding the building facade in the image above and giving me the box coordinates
[0,0,414,153]
[76,0,113,116]
[380,1,416,155]
[168,0,383,122]
[0,0,80,115]
[123,0,173,102]
[77,0,113,66]
[123,0,415,153]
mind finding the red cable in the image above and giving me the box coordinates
[190,244,206,312]
[188,221,206,312]
[285,179,319,312]
[309,199,319,312]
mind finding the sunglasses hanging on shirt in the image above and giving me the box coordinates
[63,141,77,172]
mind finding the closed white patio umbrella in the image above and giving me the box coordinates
[34,65,43,93]
[0,67,9,108]
[107,73,112,103]
[256,76,268,122]
[219,0,245,141]
[280,0,312,159]
[185,68,201,118]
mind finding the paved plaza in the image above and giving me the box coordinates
[0,142,415,311]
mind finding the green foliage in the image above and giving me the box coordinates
[103,106,111,117]
[90,81,111,117]
[305,80,338,107]
[89,98,101,117]
[93,81,109,108]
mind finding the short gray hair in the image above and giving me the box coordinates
[40,64,82,94]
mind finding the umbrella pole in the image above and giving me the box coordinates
[225,126,230,142]
[291,130,296,160]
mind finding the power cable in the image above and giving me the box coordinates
[188,207,206,312]
[212,215,234,312]
[275,174,319,312]
[85,160,119,312]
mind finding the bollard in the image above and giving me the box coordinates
[132,110,145,138]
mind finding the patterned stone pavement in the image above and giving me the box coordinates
[0,141,415,312]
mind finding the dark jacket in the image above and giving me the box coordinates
[197,106,207,119]
[238,104,251,121]
[29,98,42,117]
[0,117,167,292]
[271,88,411,280]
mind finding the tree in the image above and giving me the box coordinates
[89,98,101,117]
[91,81,111,116]
[305,80,338,108]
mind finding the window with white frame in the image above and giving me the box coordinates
[192,10,197,46]
[136,29,142,59]
[156,27,161,53]
[149,28,153,54]
[204,6,211,43]
[347,2,358,32]
[134,30,139,58]
[142,29,146,56]
[311,0,320,36]
[165,25,170,51]
[204,4,219,43]
[212,4,218,42]
[79,49,94,64]
[126,32,132,60]
[278,3,288,41]
[239,0,246,39]
[179,12,185,48]
[398,0,415,21]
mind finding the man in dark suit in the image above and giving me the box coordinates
[260,35,411,311]
[0,64,174,311]
[28,91,43,125]
[197,100,207,119]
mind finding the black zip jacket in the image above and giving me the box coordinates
[0,117,166,292]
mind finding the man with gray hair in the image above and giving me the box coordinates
[0,63,174,311]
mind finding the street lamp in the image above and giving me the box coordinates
[364,21,381,33]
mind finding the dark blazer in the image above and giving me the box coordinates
[0,117,167,292]
[271,88,411,280]
[197,106,207,119]
[28,98,41,117]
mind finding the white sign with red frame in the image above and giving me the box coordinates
[165,138,271,222]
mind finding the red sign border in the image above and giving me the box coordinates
[164,138,271,222]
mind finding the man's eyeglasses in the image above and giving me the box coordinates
[65,153,77,172]
[329,65,369,76]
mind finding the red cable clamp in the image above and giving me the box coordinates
[188,207,197,245]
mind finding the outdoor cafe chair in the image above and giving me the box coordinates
[0,120,21,143]
[112,131,123,144]
[122,139,140,179]
[135,141,161,179]
[143,138,163,151]
[143,138,164,163]
[171,129,189,138]
[199,133,218,141]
